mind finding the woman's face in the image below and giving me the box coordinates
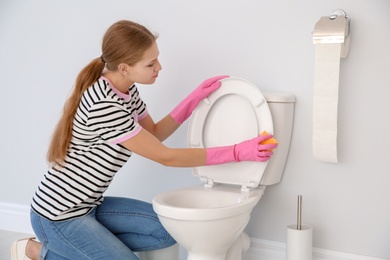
[127,42,162,85]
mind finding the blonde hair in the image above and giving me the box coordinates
[47,20,157,166]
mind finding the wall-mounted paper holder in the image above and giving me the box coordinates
[313,9,351,58]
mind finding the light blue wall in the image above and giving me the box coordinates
[1,0,389,258]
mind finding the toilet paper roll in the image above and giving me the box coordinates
[313,43,341,163]
[287,225,313,260]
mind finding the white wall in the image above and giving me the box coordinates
[1,0,389,259]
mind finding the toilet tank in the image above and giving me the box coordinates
[259,92,295,185]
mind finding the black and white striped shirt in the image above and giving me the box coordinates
[31,77,148,221]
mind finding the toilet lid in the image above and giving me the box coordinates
[187,77,273,188]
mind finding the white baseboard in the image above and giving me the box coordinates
[0,202,33,234]
[246,238,387,260]
[0,202,386,260]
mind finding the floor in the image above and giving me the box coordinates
[1,230,34,260]
[1,230,259,260]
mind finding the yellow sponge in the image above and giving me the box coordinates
[260,131,278,145]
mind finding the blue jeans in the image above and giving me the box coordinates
[30,197,176,259]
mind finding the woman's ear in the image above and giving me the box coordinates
[117,63,129,76]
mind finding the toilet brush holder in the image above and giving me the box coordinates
[287,224,313,260]
[286,195,313,260]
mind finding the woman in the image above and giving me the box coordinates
[11,20,277,259]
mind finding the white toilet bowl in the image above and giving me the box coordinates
[153,185,265,260]
[153,77,295,260]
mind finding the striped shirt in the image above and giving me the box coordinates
[31,77,148,221]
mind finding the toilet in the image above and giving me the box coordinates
[152,77,295,260]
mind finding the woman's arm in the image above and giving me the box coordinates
[138,114,180,142]
[120,127,277,168]
[120,127,207,167]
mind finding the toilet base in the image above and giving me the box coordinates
[187,252,225,260]
[226,232,251,260]
[186,232,250,260]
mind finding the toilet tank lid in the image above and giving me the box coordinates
[263,92,296,103]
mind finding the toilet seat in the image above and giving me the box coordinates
[188,77,273,190]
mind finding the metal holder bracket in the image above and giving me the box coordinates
[313,9,351,58]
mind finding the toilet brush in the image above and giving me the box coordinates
[287,195,313,260]
[297,195,302,230]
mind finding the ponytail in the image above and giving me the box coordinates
[47,58,105,166]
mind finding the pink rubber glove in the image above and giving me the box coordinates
[205,134,278,165]
[170,75,229,124]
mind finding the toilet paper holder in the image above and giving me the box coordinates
[313,9,351,58]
